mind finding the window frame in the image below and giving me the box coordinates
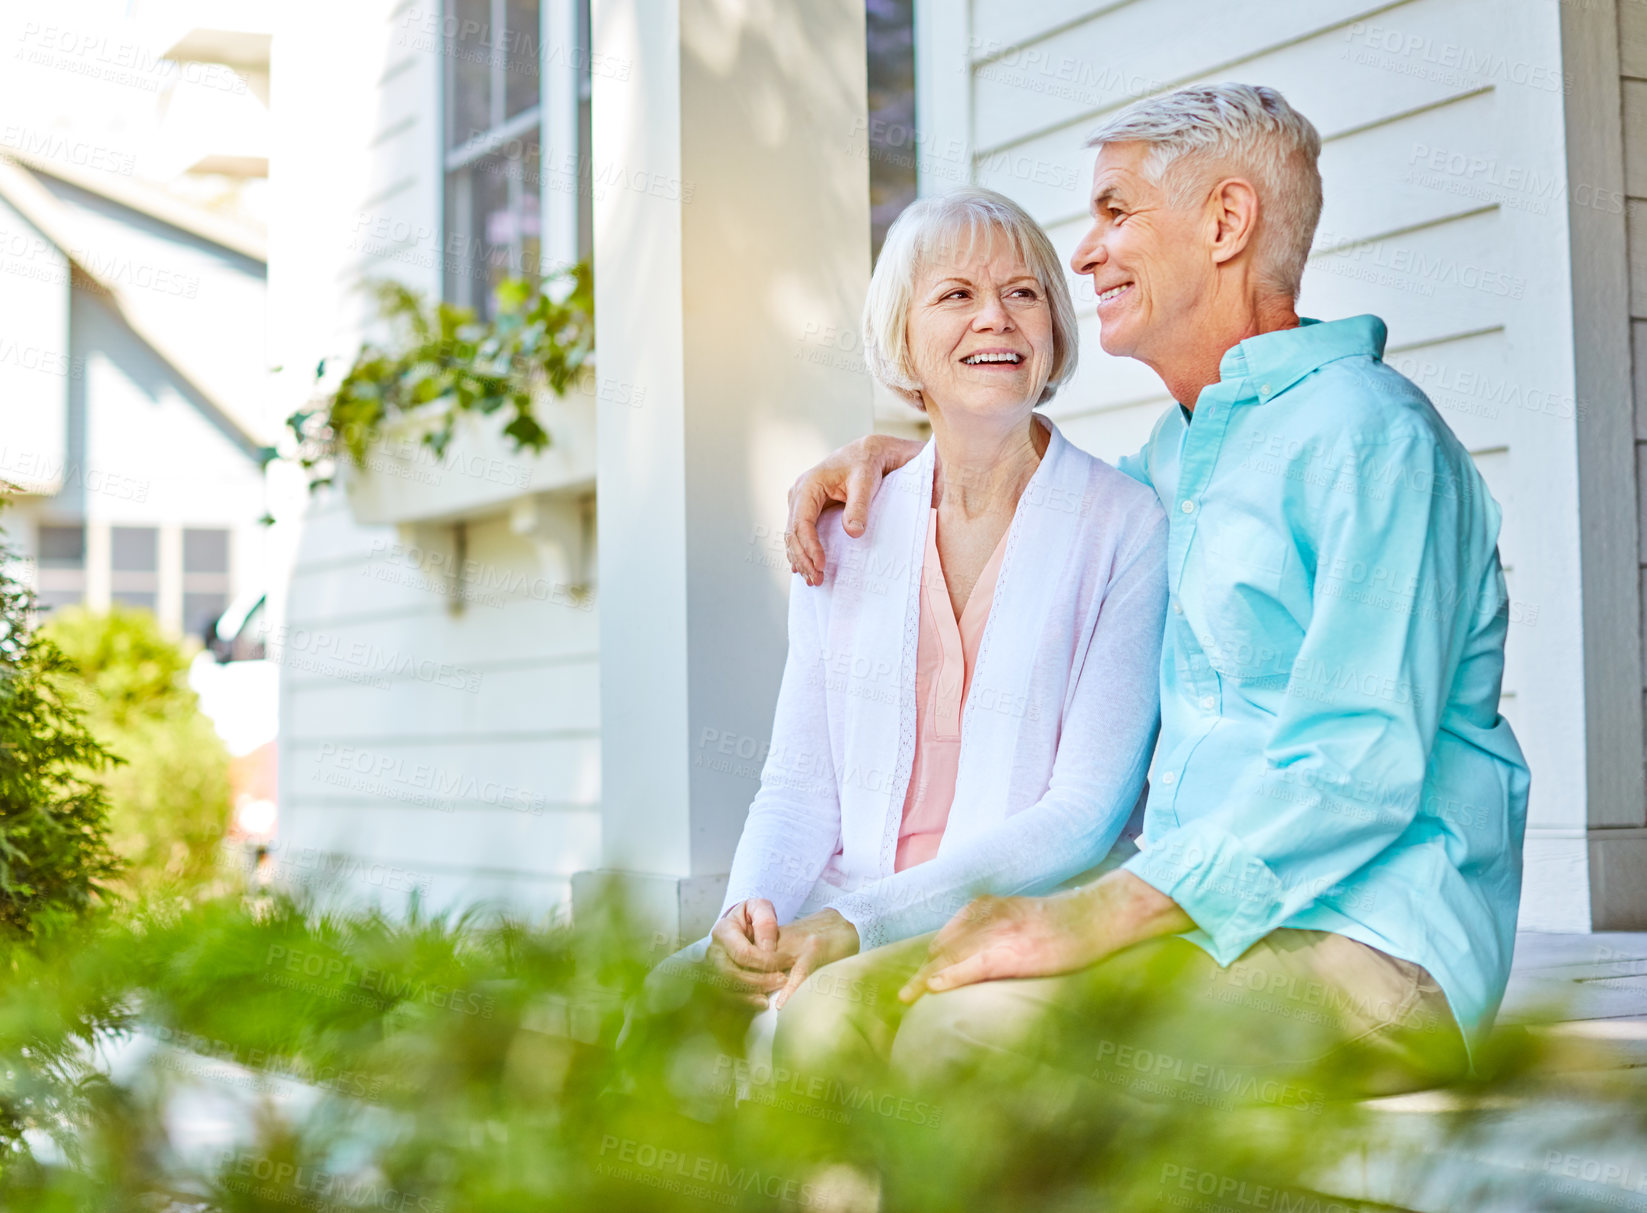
[441,0,544,316]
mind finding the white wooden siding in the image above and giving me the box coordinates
[279,488,602,918]
[1625,0,1647,820]
[0,193,70,493]
[272,0,600,920]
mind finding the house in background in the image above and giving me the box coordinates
[269,0,1647,938]
[0,4,286,822]
[0,151,269,641]
[268,0,605,914]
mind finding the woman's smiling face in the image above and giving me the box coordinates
[905,230,1056,420]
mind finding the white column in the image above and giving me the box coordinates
[84,519,111,611]
[1560,0,1647,928]
[582,0,873,943]
[157,522,184,637]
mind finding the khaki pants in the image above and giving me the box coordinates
[775,928,1468,1109]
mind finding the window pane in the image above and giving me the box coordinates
[183,528,230,574]
[443,170,471,309]
[447,0,493,148]
[111,591,157,613]
[516,136,543,278]
[35,588,84,612]
[184,591,230,639]
[504,0,541,119]
[38,523,85,569]
[451,136,541,318]
[575,0,592,264]
[111,526,158,572]
[474,150,513,312]
[866,0,917,260]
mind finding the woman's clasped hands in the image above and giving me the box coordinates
[706,899,860,1011]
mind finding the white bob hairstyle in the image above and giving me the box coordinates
[1084,82,1323,301]
[861,187,1079,410]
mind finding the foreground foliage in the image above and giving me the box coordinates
[0,879,1640,1212]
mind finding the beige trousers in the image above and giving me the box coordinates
[774,928,1468,1110]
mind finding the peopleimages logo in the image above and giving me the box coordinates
[396,8,632,80]
[310,742,550,816]
[263,944,495,1020]
[1341,22,1571,94]
[265,625,484,692]
[0,448,149,502]
[0,341,83,379]
[0,126,135,175]
[217,1150,445,1212]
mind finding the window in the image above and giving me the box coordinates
[574,0,592,266]
[110,525,159,612]
[442,0,544,317]
[441,0,593,316]
[35,523,85,611]
[867,0,917,260]
[183,527,232,640]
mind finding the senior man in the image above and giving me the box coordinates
[770,83,1528,1100]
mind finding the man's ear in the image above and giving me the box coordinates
[1206,177,1261,266]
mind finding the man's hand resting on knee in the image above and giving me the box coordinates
[784,434,924,585]
[898,871,1194,1003]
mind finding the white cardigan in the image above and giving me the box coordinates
[719,418,1169,951]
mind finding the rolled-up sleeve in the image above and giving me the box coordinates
[1125,428,1480,962]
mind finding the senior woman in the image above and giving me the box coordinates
[655,188,1167,1041]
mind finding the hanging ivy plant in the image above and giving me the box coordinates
[278,263,593,491]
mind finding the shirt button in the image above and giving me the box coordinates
[1172,600,1184,615]
[1159,771,1177,786]
[1180,500,1196,514]
[1260,383,1272,395]
[1200,694,1216,710]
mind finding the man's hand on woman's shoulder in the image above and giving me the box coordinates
[784,434,924,586]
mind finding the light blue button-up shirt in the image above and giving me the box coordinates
[1118,315,1529,1057]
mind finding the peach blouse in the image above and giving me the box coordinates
[895,508,1010,871]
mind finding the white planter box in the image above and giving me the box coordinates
[342,388,596,527]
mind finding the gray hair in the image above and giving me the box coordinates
[1085,83,1322,299]
[862,187,1078,410]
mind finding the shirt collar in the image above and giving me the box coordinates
[1212,314,1388,404]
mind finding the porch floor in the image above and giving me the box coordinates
[1318,931,1647,1211]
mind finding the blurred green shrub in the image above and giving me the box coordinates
[41,606,231,892]
[0,530,119,943]
[0,879,1634,1211]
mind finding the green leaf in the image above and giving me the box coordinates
[272,266,593,493]
[501,413,548,451]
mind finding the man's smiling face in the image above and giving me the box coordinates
[1068,141,1215,370]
